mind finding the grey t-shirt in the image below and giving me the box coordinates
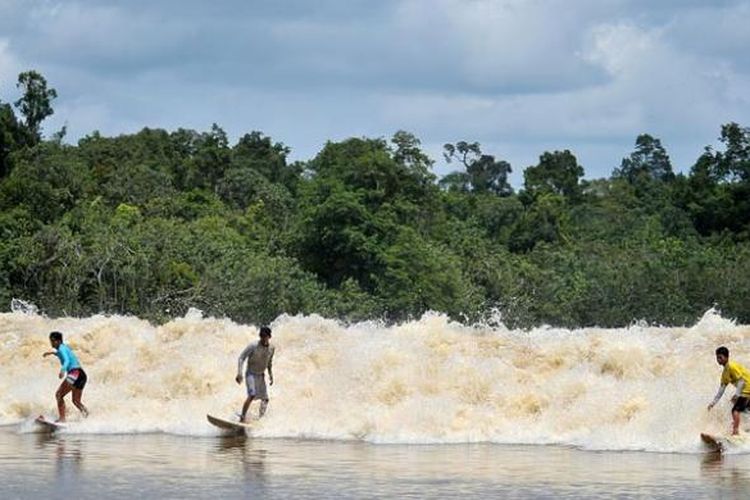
[237,341,275,376]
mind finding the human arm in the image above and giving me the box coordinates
[236,344,254,384]
[42,351,56,358]
[267,348,274,385]
[58,345,72,373]
[708,384,727,410]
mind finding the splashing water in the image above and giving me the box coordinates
[1,307,749,453]
[10,299,38,315]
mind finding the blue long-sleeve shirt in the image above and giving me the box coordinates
[55,343,81,372]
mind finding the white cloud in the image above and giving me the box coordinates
[390,0,605,92]
[1,0,749,180]
[583,23,659,77]
[24,2,194,70]
[663,1,750,59]
[0,39,21,89]
[581,20,748,135]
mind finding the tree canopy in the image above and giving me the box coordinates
[2,70,750,327]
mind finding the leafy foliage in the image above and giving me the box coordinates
[2,70,750,327]
[14,71,57,145]
[442,141,512,196]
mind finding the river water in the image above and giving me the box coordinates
[1,428,749,499]
[3,308,750,497]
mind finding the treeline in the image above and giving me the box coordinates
[1,71,750,327]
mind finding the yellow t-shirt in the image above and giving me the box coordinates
[720,360,750,397]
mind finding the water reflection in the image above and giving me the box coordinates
[701,451,750,498]
[54,437,84,492]
[215,434,268,481]
[5,429,750,499]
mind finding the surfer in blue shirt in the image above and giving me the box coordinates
[43,331,89,422]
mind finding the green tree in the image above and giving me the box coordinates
[0,142,92,223]
[614,134,674,184]
[376,227,481,320]
[231,131,300,189]
[442,141,512,195]
[295,179,384,289]
[14,70,57,144]
[391,130,434,183]
[508,193,568,253]
[438,171,472,192]
[185,124,231,191]
[0,101,22,177]
[523,150,584,201]
[675,123,750,236]
[295,137,440,291]
[309,137,435,205]
[716,122,750,182]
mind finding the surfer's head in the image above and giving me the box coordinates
[259,326,272,346]
[49,331,63,348]
[716,346,730,366]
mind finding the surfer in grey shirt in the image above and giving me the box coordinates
[235,326,275,422]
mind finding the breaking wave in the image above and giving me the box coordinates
[1,307,748,453]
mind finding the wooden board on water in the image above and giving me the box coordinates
[35,415,65,432]
[207,414,252,433]
[701,432,723,452]
[701,432,747,452]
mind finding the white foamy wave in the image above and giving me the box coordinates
[10,298,38,315]
[2,309,750,453]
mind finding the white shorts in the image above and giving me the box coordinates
[245,373,268,400]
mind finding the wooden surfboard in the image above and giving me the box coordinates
[35,415,65,432]
[701,432,723,452]
[701,432,747,452]
[206,414,252,433]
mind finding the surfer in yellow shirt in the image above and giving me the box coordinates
[707,346,750,435]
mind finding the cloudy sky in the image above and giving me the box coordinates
[0,0,748,183]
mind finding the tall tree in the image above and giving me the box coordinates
[0,101,22,177]
[391,130,434,181]
[185,123,230,191]
[614,133,674,184]
[676,123,750,235]
[14,70,57,144]
[231,131,298,188]
[523,150,584,201]
[717,122,750,182]
[442,141,512,196]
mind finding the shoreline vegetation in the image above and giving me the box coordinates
[1,71,749,328]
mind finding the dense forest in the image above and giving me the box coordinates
[1,71,749,327]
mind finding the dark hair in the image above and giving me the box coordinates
[49,331,63,342]
[259,326,272,337]
[716,346,729,357]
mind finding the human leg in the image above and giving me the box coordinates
[732,410,741,435]
[55,382,72,422]
[252,374,269,418]
[72,388,88,417]
[731,397,750,435]
[240,396,255,422]
[71,369,89,417]
[240,373,259,422]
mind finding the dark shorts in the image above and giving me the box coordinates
[732,396,750,413]
[65,368,88,390]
